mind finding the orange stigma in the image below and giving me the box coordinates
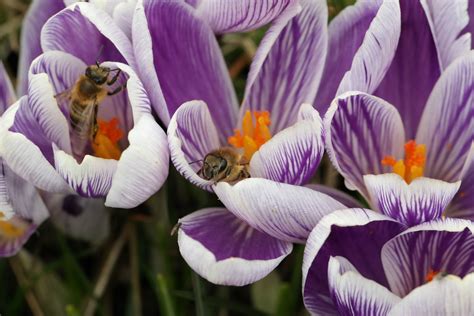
[425,268,439,282]
[382,140,426,183]
[0,218,27,238]
[228,110,272,160]
[92,117,124,160]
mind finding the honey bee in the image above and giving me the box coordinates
[55,62,126,158]
[197,147,250,183]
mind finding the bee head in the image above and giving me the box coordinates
[200,154,228,180]
[85,65,110,85]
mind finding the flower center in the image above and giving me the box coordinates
[0,218,26,238]
[228,110,272,160]
[382,140,426,183]
[92,117,124,160]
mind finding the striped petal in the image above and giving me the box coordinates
[447,144,474,220]
[195,0,297,33]
[389,273,474,315]
[324,92,405,198]
[133,0,238,131]
[381,219,474,297]
[167,100,220,192]
[364,174,461,226]
[0,62,15,113]
[416,51,474,182]
[328,256,401,316]
[302,208,403,315]
[305,184,363,209]
[215,178,346,244]
[242,0,327,132]
[178,208,292,286]
[250,104,324,185]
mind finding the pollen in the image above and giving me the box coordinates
[92,117,124,160]
[425,268,439,282]
[382,140,426,183]
[228,110,272,160]
[0,219,26,238]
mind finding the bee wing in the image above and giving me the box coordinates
[54,88,74,114]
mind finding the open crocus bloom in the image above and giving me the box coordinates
[302,209,474,315]
[0,63,49,256]
[0,3,169,208]
[325,50,474,226]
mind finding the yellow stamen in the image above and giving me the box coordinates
[228,110,272,160]
[0,219,26,238]
[382,140,426,183]
[425,268,439,283]
[92,118,124,160]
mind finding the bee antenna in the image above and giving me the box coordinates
[188,159,203,165]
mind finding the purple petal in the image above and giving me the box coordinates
[381,219,474,297]
[242,0,327,132]
[0,62,16,113]
[17,0,65,95]
[327,256,401,316]
[250,104,323,185]
[447,144,474,220]
[133,0,238,132]
[364,174,461,226]
[178,208,292,286]
[315,0,395,113]
[389,273,474,315]
[324,92,405,198]
[302,208,403,315]
[335,0,401,111]
[45,193,110,244]
[214,178,346,243]
[416,52,474,182]
[195,0,297,33]
[421,0,471,70]
[1,100,70,192]
[168,100,221,192]
[106,116,169,208]
[41,3,134,67]
[305,184,363,209]
[53,145,117,198]
[373,0,440,138]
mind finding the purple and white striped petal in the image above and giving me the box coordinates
[416,51,474,183]
[0,100,70,193]
[53,145,117,198]
[41,2,134,67]
[45,193,110,244]
[420,0,471,70]
[305,184,363,209]
[0,62,15,113]
[178,208,293,286]
[381,219,474,297]
[364,174,460,226]
[332,1,401,113]
[215,178,346,244]
[168,100,220,192]
[242,0,327,132]
[447,144,474,220]
[17,0,65,95]
[324,92,405,198]
[327,256,401,316]
[373,0,440,139]
[315,0,382,113]
[389,273,474,315]
[195,0,297,33]
[133,0,238,131]
[250,104,323,185]
[302,208,403,315]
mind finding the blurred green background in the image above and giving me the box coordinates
[0,1,354,315]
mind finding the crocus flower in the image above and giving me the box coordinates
[302,208,474,315]
[0,63,49,257]
[1,3,169,209]
[18,0,137,95]
[325,48,474,226]
[133,0,364,285]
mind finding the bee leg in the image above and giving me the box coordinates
[107,69,122,85]
[107,83,127,96]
